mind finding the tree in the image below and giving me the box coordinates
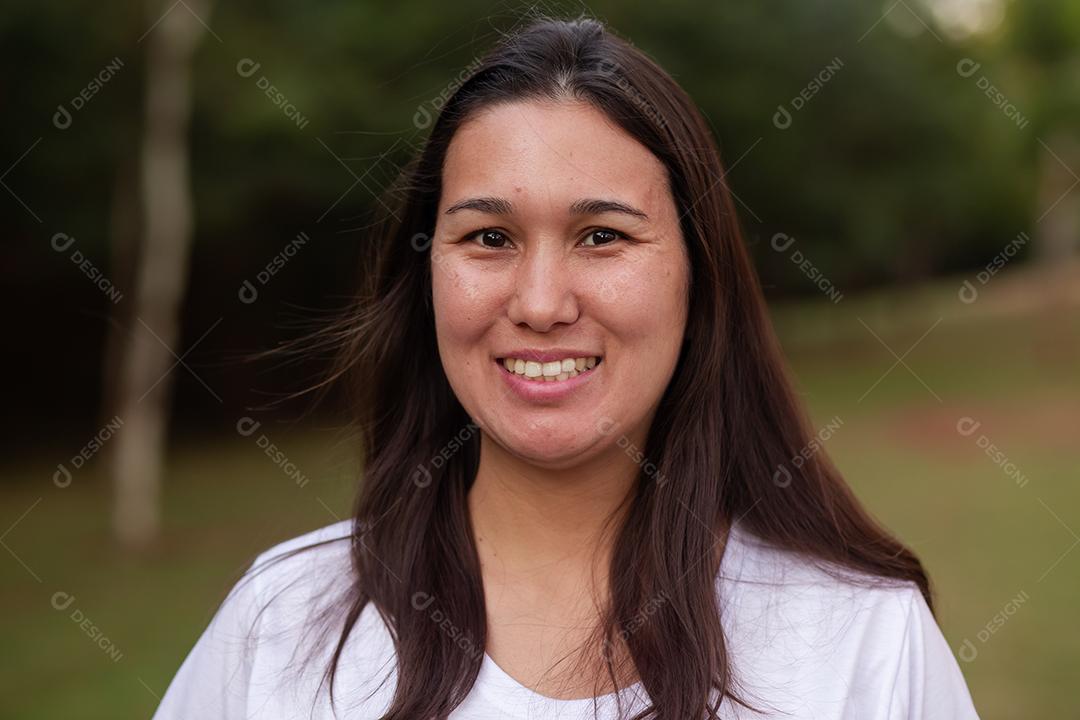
[110,0,213,548]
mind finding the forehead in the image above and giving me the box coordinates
[440,99,671,214]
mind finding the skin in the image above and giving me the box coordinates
[431,98,691,699]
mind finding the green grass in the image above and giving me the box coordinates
[771,264,1080,719]
[2,264,1076,718]
[0,427,356,720]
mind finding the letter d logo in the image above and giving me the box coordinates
[958,280,978,304]
[411,591,434,610]
[236,416,262,437]
[51,592,75,611]
[53,104,72,130]
[772,105,792,130]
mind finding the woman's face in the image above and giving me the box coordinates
[431,99,690,468]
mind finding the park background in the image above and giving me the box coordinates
[1,0,1078,717]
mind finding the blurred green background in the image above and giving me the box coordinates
[1,1,1077,718]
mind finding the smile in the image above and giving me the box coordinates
[497,355,601,382]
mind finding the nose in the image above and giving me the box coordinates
[505,242,580,332]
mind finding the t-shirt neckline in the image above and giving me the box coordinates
[471,518,748,714]
[477,650,648,713]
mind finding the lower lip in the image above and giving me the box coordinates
[496,359,601,403]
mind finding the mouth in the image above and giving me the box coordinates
[495,354,603,383]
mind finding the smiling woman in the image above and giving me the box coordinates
[152,15,980,720]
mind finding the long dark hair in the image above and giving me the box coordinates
[249,14,932,720]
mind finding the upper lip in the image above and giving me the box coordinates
[496,348,603,363]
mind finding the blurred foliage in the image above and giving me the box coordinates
[5,0,1078,290]
[1,0,1078,431]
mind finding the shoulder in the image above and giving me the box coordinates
[189,518,356,643]
[721,518,923,639]
[245,518,355,604]
[152,520,368,719]
[237,519,361,676]
[251,518,354,569]
[719,522,979,718]
[722,519,903,590]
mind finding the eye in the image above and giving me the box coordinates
[464,227,626,249]
[582,228,624,247]
[467,229,511,249]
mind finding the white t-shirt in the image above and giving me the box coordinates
[151,517,981,719]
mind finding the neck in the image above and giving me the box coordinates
[467,433,641,584]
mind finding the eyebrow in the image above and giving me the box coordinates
[443,196,649,220]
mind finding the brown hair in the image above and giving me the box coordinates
[251,14,931,720]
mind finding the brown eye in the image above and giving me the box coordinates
[472,229,509,248]
[583,229,621,247]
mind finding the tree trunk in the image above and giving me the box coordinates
[110,0,211,549]
[102,154,139,439]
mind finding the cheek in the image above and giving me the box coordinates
[431,253,505,347]
[588,250,689,351]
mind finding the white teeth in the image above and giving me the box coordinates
[499,355,601,382]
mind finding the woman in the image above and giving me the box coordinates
[152,16,981,720]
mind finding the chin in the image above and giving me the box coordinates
[501,431,600,468]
